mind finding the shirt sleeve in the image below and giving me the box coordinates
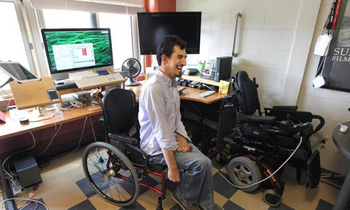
[175,104,191,142]
[142,84,178,151]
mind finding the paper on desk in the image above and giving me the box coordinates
[68,70,96,80]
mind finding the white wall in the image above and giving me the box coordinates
[177,0,350,175]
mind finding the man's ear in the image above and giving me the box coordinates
[161,54,168,65]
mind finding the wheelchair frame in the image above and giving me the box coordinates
[82,137,167,210]
[216,71,324,207]
[82,89,168,210]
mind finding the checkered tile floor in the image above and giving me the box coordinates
[3,146,340,210]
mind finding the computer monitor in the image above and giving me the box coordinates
[41,28,114,80]
[137,12,201,55]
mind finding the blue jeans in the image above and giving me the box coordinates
[149,144,214,210]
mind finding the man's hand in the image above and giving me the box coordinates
[176,134,192,154]
[177,144,193,153]
[168,167,180,182]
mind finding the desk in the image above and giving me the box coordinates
[332,122,350,210]
[0,105,101,141]
[0,86,224,158]
[128,85,222,104]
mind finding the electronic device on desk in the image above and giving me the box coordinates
[188,81,200,88]
[199,90,215,98]
[200,56,233,82]
[0,61,41,84]
[177,87,186,95]
[41,28,114,81]
[61,91,91,108]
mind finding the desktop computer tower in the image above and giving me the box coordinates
[213,56,233,82]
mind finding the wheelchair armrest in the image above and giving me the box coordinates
[108,133,138,145]
[271,106,298,111]
[312,114,325,134]
[264,106,298,115]
[237,112,276,123]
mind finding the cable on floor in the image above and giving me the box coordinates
[218,136,302,189]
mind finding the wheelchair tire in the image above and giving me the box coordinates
[227,156,261,192]
[82,142,139,206]
[263,189,282,207]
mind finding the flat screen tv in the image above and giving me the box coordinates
[137,12,201,55]
[41,28,113,80]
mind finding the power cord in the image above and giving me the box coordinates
[89,116,98,142]
[0,198,48,210]
[218,136,303,189]
[2,132,36,182]
[66,117,88,157]
[35,124,63,157]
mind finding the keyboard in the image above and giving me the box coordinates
[74,73,124,89]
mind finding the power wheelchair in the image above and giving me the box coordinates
[216,70,325,206]
[82,88,167,210]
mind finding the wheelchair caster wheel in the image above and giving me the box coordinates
[263,189,282,207]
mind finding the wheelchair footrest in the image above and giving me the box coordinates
[307,150,321,189]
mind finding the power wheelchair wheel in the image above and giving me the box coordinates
[263,189,282,207]
[82,142,140,206]
[227,156,261,192]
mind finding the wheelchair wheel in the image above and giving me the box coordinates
[227,156,261,192]
[263,189,282,207]
[82,142,139,206]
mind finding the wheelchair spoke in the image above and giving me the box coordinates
[82,142,139,206]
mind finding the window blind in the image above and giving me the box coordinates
[30,0,143,15]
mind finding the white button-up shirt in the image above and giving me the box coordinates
[138,70,190,156]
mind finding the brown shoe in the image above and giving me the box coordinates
[171,190,201,210]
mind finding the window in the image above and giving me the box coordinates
[40,9,134,71]
[0,1,31,92]
[42,9,93,28]
[98,13,133,69]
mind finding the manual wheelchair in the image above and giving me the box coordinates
[81,88,167,210]
[216,70,325,206]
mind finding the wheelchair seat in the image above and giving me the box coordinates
[82,88,167,209]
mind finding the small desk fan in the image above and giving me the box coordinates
[121,58,142,86]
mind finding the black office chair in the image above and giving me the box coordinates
[82,88,166,210]
[217,70,324,207]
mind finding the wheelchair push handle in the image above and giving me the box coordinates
[312,114,325,134]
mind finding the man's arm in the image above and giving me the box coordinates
[162,149,180,182]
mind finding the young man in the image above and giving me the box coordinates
[138,35,222,210]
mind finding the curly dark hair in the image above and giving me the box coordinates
[156,35,187,66]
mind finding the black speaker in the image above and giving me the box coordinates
[13,155,42,188]
[214,56,233,82]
